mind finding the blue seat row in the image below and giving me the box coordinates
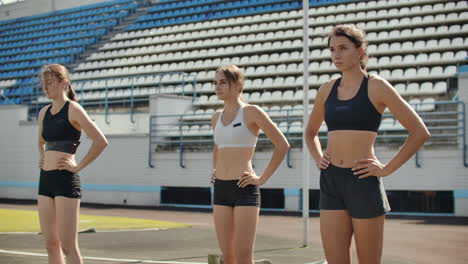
[153,0,347,11]
[0,98,22,105]
[0,11,128,38]
[0,3,136,33]
[13,78,37,85]
[0,29,106,50]
[0,38,95,57]
[128,0,350,30]
[148,0,220,12]
[0,0,134,28]
[156,0,345,4]
[1,47,84,70]
[0,19,117,43]
[3,87,34,96]
[128,2,301,30]
[144,0,293,19]
[0,56,72,79]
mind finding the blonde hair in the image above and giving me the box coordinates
[39,64,78,102]
[327,24,368,70]
[216,64,246,102]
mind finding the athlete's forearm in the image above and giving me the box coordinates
[76,140,107,172]
[383,129,430,175]
[38,142,45,157]
[259,140,289,184]
[305,133,323,164]
[212,147,217,170]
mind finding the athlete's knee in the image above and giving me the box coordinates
[60,242,79,256]
[44,238,61,253]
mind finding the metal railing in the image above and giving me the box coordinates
[29,71,197,121]
[148,100,468,168]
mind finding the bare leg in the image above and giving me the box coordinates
[352,215,384,264]
[38,195,64,264]
[55,197,82,264]
[214,205,236,264]
[320,210,353,264]
[233,206,259,264]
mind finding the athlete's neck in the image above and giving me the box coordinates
[51,94,68,112]
[222,98,243,114]
[340,67,367,89]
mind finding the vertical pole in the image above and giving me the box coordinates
[302,0,310,247]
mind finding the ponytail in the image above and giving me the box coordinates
[67,84,78,102]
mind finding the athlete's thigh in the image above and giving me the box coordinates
[213,205,235,254]
[320,209,353,264]
[233,206,259,256]
[55,197,80,246]
[352,215,384,264]
[38,195,60,243]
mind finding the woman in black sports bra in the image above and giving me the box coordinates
[37,64,108,264]
[305,25,430,264]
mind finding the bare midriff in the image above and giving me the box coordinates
[215,147,255,180]
[326,130,377,168]
[42,151,75,171]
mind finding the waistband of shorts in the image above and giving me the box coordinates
[324,163,354,174]
[214,179,239,183]
[40,169,76,176]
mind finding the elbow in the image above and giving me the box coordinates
[102,140,109,149]
[280,139,290,154]
[412,128,430,143]
[97,138,109,150]
[420,127,431,142]
[284,140,291,152]
[275,139,290,155]
[305,127,318,142]
[422,130,431,142]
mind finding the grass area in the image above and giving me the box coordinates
[0,208,190,232]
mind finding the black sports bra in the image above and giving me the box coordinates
[42,101,81,154]
[324,76,382,132]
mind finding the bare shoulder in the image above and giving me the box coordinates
[244,103,263,112]
[368,74,396,96]
[211,110,222,126]
[211,110,222,120]
[69,101,90,116]
[320,78,336,91]
[39,104,50,115]
[244,104,265,117]
[38,104,50,120]
[315,78,337,102]
[368,74,393,89]
[68,101,89,123]
[68,101,85,112]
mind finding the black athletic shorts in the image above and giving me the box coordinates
[213,179,260,207]
[319,164,390,219]
[38,169,82,199]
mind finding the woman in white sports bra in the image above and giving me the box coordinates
[211,65,290,264]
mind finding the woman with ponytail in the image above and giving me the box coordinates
[37,64,108,264]
[305,25,430,263]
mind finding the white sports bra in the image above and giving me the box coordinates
[213,106,258,149]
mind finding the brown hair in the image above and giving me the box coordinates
[39,64,78,102]
[327,24,368,70]
[216,64,246,102]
